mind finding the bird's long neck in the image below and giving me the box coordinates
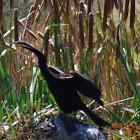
[32,50,52,81]
[38,57,52,82]
[17,42,52,82]
[33,50,52,82]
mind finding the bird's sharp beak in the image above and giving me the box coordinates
[13,41,20,47]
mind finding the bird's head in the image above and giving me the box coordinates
[14,41,38,53]
[14,41,45,62]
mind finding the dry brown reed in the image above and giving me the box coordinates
[73,0,79,9]
[19,18,37,41]
[87,0,92,15]
[0,0,3,29]
[132,28,139,55]
[115,43,120,60]
[4,26,14,38]
[21,1,44,40]
[0,30,5,46]
[96,0,102,19]
[0,31,12,49]
[27,29,38,40]
[116,23,120,46]
[109,19,116,34]
[35,1,44,22]
[37,31,44,40]
[118,0,123,13]
[103,0,115,31]
[98,60,114,103]
[44,28,50,62]
[108,19,116,39]
[53,0,60,24]
[66,0,70,17]
[108,0,114,14]
[116,23,120,59]
[44,0,48,9]
[123,0,130,21]
[44,10,52,29]
[97,32,103,43]
[103,0,108,31]
[114,0,119,9]
[130,0,135,29]
[78,12,84,49]
[134,36,139,55]
[22,5,34,40]
[27,5,34,24]
[88,12,94,50]
[28,0,42,23]
[10,0,14,9]
[33,0,42,11]
[79,1,84,13]
[18,17,37,40]
[3,18,23,38]
[14,8,19,41]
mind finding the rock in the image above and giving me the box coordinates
[36,113,108,140]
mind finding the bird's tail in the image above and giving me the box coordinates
[83,107,110,127]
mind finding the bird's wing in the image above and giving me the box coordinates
[70,71,103,106]
[48,66,67,77]
[47,66,74,80]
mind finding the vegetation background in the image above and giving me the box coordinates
[0,0,140,139]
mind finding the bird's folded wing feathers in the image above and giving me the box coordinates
[48,66,66,77]
[70,71,103,106]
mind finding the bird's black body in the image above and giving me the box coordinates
[15,41,110,127]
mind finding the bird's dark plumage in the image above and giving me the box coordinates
[70,71,103,106]
[15,41,110,127]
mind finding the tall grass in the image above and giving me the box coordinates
[0,0,140,139]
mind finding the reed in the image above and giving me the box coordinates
[87,0,92,15]
[44,28,50,61]
[123,0,130,21]
[130,0,135,29]
[14,8,19,41]
[53,0,60,24]
[44,0,48,9]
[118,0,123,13]
[0,0,3,29]
[116,23,120,59]
[114,0,119,9]
[103,0,108,31]
[73,0,78,9]
[78,12,84,49]
[66,0,69,17]
[79,1,84,13]
[10,0,14,9]
[88,12,94,50]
